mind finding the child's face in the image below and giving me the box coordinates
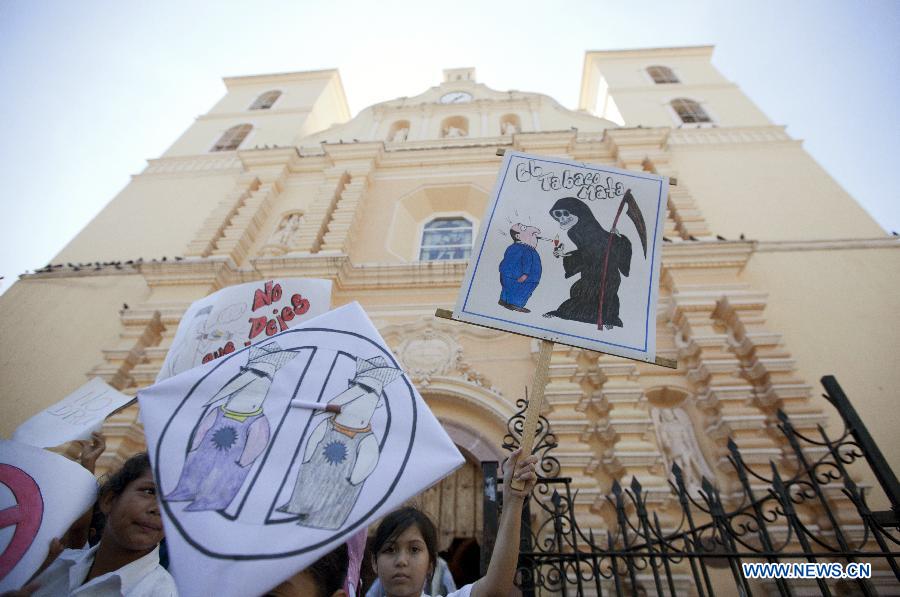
[101,470,164,553]
[373,524,433,597]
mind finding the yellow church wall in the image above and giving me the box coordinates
[351,173,494,264]
[163,113,319,156]
[55,172,240,263]
[164,71,349,156]
[247,178,324,256]
[668,143,885,240]
[307,77,353,132]
[581,48,772,127]
[586,47,723,88]
[211,70,343,114]
[609,86,771,127]
[0,274,150,438]
[741,247,900,475]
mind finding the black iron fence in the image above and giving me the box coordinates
[496,376,900,596]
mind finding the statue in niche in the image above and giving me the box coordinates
[272,213,303,247]
[391,127,409,142]
[651,406,715,495]
[444,125,466,138]
[502,121,518,135]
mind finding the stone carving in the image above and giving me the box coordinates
[502,121,518,135]
[271,213,303,247]
[444,126,466,138]
[385,318,499,393]
[399,329,455,379]
[391,127,409,142]
[651,406,715,495]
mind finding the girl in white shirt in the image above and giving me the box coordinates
[369,448,537,597]
[24,453,177,596]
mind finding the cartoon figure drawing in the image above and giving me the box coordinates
[498,223,542,313]
[166,303,247,379]
[165,342,297,511]
[544,191,647,329]
[277,356,403,529]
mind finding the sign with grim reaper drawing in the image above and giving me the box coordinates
[139,302,465,597]
[454,151,668,363]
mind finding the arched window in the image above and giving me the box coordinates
[647,65,679,84]
[211,124,252,152]
[670,98,711,124]
[419,217,473,261]
[250,90,281,110]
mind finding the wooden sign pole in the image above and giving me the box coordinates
[509,338,553,491]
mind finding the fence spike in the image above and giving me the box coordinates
[727,438,746,473]
[630,476,643,495]
[726,436,739,454]
[770,462,788,499]
[611,479,622,496]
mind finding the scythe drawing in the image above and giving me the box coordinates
[597,189,647,330]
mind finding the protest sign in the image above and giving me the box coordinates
[139,302,465,597]
[453,150,668,364]
[12,378,132,449]
[444,150,671,482]
[157,278,332,382]
[0,441,96,592]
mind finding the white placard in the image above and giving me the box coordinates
[139,302,465,597]
[454,151,667,363]
[157,278,332,382]
[0,441,97,592]
[12,378,132,449]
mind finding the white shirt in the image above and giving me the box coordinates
[425,586,472,597]
[32,544,177,596]
[366,583,473,597]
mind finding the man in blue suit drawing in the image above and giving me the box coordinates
[498,223,543,313]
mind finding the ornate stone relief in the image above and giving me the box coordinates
[260,212,304,256]
[381,316,502,392]
[651,405,715,496]
[397,328,457,381]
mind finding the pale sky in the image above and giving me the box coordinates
[1,0,898,295]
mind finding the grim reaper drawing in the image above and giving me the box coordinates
[277,356,402,529]
[544,192,647,329]
[165,341,297,511]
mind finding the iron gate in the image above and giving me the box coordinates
[491,376,900,596]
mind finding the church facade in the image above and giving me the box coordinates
[2,46,897,592]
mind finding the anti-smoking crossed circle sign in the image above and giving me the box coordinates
[0,464,44,580]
